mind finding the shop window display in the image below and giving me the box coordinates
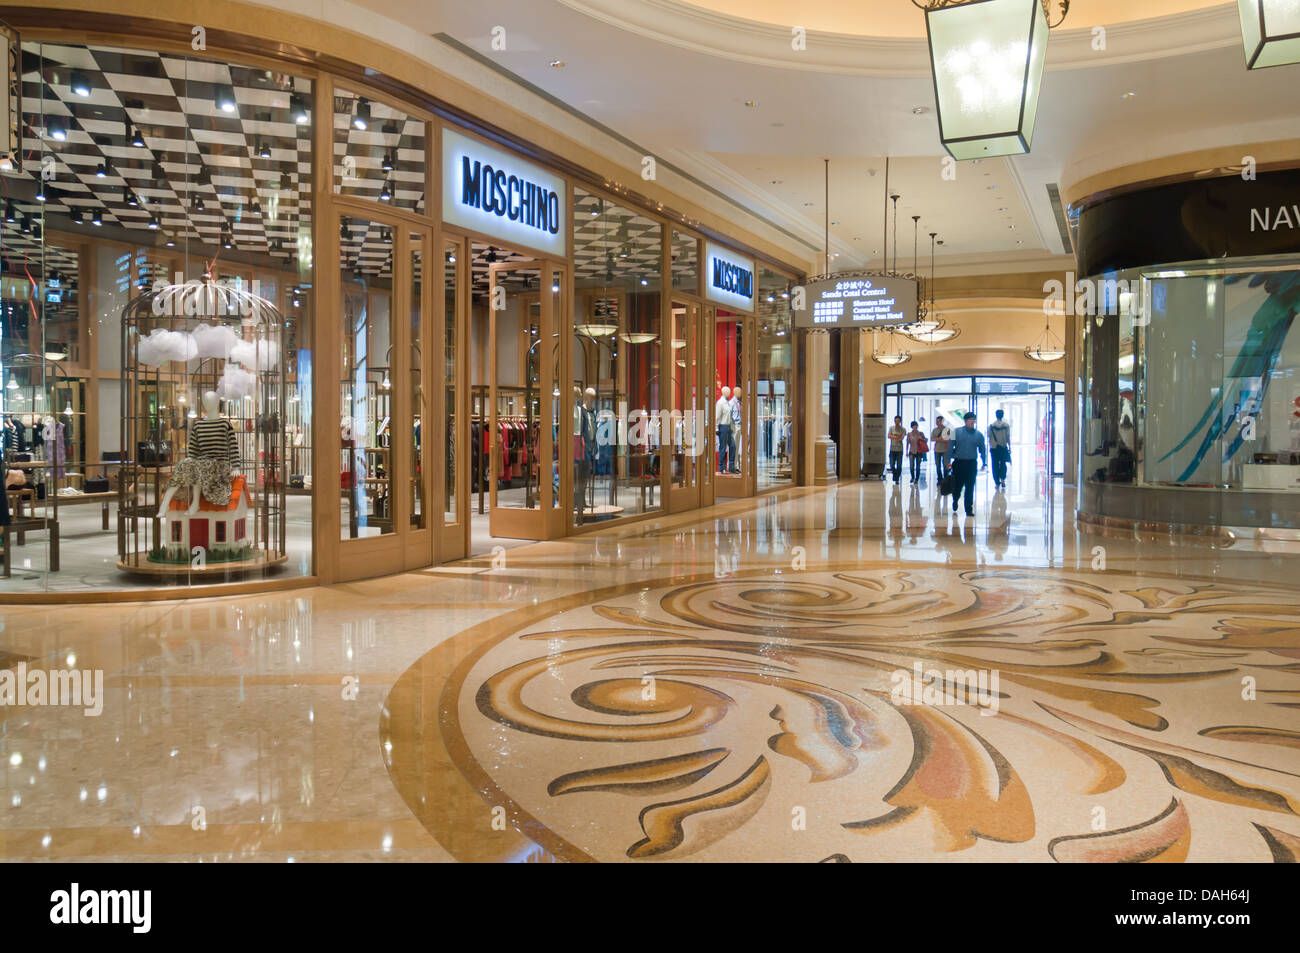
[571,189,663,524]
[715,312,744,476]
[1083,262,1300,493]
[1,40,315,593]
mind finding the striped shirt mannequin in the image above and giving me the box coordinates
[188,415,239,469]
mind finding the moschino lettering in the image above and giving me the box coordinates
[711,257,753,298]
[461,156,560,235]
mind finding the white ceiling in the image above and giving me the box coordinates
[348,0,1300,275]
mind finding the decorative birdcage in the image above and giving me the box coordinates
[118,278,288,578]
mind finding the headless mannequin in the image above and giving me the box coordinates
[157,391,237,517]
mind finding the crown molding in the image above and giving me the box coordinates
[556,0,1241,77]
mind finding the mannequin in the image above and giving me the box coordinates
[157,391,240,517]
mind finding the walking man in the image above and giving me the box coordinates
[930,415,952,484]
[988,409,1011,489]
[945,412,987,517]
[887,415,905,483]
[715,386,733,474]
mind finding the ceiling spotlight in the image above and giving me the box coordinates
[47,118,68,141]
[2,201,13,222]
[222,231,234,249]
[215,85,238,114]
[20,214,31,234]
[549,59,565,68]
[70,70,91,97]
[381,149,394,172]
[258,140,271,159]
[192,195,205,212]
[35,188,46,203]
[164,234,175,247]
[383,228,393,244]
[126,191,138,208]
[1121,91,1137,100]
[380,179,392,201]
[291,93,309,125]
[91,208,103,226]
[129,124,145,147]
[912,105,930,115]
[353,98,370,131]
[70,208,85,225]
[744,99,758,107]
[95,161,108,178]
[147,215,159,230]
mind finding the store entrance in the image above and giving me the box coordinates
[337,216,433,581]
[667,301,715,512]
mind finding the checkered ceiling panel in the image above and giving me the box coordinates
[7,42,313,264]
[333,89,426,215]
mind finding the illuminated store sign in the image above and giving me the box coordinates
[442,128,567,256]
[704,242,755,310]
[795,276,919,329]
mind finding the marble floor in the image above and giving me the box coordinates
[2,474,1298,862]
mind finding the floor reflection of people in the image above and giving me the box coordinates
[905,484,925,542]
[987,486,1010,560]
[887,484,903,548]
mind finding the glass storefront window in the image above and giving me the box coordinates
[339,218,393,538]
[572,188,662,524]
[443,240,459,526]
[1083,261,1300,491]
[671,229,698,294]
[409,233,425,529]
[2,41,314,593]
[715,311,744,477]
[757,268,794,488]
[333,89,426,213]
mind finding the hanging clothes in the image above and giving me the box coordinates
[42,417,66,480]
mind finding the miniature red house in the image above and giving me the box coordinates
[163,474,252,556]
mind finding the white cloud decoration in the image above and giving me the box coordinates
[190,323,240,359]
[229,338,280,371]
[136,328,198,366]
[215,363,258,402]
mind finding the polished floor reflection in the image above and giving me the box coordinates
[2,477,1298,861]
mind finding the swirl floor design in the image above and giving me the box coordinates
[383,566,1300,862]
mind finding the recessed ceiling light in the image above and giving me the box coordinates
[744,99,758,108]
[803,202,814,207]
[1008,224,1016,229]
[912,106,929,115]
[1121,91,1137,99]
[998,206,1008,212]
[831,220,839,225]
[549,59,565,68]
[770,179,781,184]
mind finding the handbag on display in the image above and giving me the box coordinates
[84,476,110,494]
[289,474,305,489]
[137,430,173,467]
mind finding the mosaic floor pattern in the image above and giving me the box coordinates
[385,565,1300,862]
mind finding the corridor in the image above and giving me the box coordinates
[3,478,1296,862]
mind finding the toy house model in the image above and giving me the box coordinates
[163,474,252,557]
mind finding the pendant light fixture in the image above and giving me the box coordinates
[1238,1,1300,69]
[871,327,912,366]
[1024,316,1065,362]
[903,217,943,338]
[907,232,961,343]
[917,0,1065,159]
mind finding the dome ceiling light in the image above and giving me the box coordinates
[1025,317,1066,362]
[914,0,1068,160]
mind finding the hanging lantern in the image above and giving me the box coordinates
[1238,0,1300,69]
[921,0,1055,160]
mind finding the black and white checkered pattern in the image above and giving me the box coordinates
[10,41,313,264]
[332,88,426,215]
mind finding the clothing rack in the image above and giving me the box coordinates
[469,385,542,513]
